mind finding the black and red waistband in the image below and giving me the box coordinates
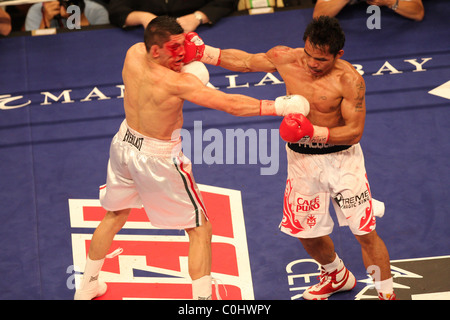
[287,142,352,155]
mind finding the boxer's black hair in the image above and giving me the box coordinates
[303,16,345,56]
[144,16,184,52]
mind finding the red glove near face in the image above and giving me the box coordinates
[183,32,221,65]
[183,32,205,64]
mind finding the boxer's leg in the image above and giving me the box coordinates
[354,230,395,299]
[88,209,130,260]
[299,235,336,265]
[186,212,213,299]
[74,208,130,300]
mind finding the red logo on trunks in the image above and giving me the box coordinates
[69,185,254,300]
[358,177,376,233]
[281,179,305,234]
[296,196,321,213]
[306,214,317,228]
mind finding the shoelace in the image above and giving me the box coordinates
[317,266,346,284]
[105,247,123,259]
[212,277,227,300]
[317,268,331,284]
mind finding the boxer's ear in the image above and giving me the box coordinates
[150,44,160,58]
[335,49,344,59]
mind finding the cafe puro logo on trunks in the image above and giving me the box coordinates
[294,192,327,215]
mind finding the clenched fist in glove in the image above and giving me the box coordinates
[279,113,329,144]
[260,95,310,117]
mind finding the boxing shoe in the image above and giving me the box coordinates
[378,292,397,300]
[74,280,107,300]
[302,265,356,300]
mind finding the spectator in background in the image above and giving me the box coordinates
[0,6,12,36]
[25,0,109,31]
[313,0,424,21]
[107,0,238,32]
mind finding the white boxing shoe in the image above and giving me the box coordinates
[302,266,356,300]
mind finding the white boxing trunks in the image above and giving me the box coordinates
[280,142,379,238]
[99,120,207,229]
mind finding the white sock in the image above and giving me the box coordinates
[79,257,105,291]
[375,277,394,295]
[322,253,344,273]
[192,275,212,300]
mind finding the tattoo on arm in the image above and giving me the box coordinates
[355,81,365,112]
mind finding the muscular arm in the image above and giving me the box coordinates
[176,73,262,116]
[327,75,366,145]
[219,49,277,73]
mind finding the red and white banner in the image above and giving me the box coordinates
[69,184,254,300]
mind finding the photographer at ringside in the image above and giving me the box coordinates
[25,0,109,31]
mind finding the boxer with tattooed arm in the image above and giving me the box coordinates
[184,16,396,300]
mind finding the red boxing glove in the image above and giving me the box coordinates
[279,113,313,143]
[183,32,221,65]
[183,32,205,64]
[279,114,330,144]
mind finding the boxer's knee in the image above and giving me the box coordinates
[187,212,212,242]
[354,229,379,248]
[104,209,131,233]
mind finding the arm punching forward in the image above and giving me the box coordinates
[183,31,326,145]
[183,31,365,147]
[182,33,310,118]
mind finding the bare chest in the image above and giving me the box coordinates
[278,65,343,114]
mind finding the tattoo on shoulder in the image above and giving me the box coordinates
[355,81,365,112]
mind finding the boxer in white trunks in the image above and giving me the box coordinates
[74,16,310,300]
[183,16,395,300]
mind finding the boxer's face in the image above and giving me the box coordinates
[303,39,343,77]
[161,34,186,72]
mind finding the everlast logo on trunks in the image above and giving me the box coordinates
[123,129,143,151]
[334,190,370,209]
